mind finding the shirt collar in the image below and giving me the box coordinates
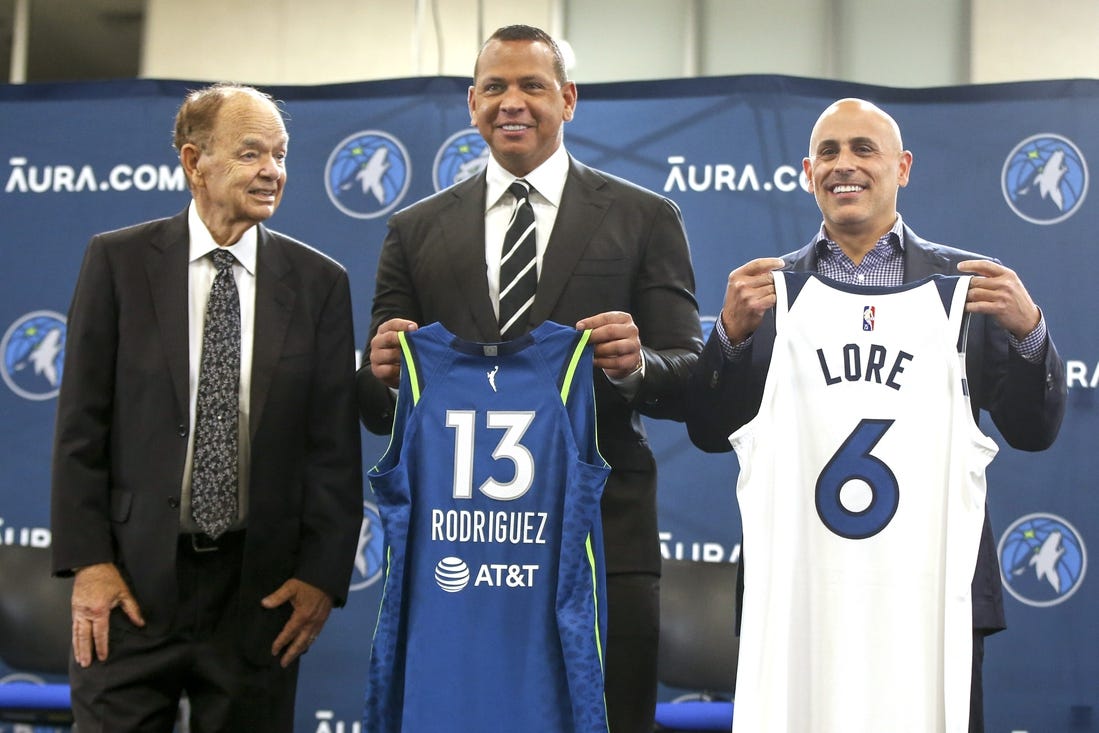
[485,145,570,211]
[187,200,258,274]
[813,212,907,257]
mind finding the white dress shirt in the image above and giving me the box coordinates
[483,145,570,318]
[481,146,644,392]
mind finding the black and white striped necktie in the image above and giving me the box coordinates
[498,179,537,340]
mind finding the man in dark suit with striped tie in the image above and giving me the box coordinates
[357,24,703,733]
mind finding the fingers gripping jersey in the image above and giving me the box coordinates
[365,321,611,733]
[731,273,997,733]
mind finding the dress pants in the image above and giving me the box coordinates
[69,531,299,733]
[605,572,660,733]
[970,630,986,733]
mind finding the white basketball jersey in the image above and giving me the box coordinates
[730,272,997,733]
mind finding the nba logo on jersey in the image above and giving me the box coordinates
[863,305,876,331]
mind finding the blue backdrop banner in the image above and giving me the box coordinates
[0,74,1094,733]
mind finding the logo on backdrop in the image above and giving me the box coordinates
[313,710,362,733]
[0,672,48,688]
[1,310,66,401]
[660,530,741,563]
[1001,134,1088,225]
[663,156,809,193]
[1065,357,1099,389]
[433,130,490,191]
[350,501,385,591]
[999,512,1087,607]
[324,131,411,219]
[0,517,51,547]
[3,156,186,194]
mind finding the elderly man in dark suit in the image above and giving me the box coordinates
[50,83,362,732]
[686,97,1066,732]
[357,25,702,733]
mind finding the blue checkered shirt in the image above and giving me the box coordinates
[717,215,1047,362]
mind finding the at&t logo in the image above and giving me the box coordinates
[433,556,538,591]
[435,556,470,592]
[324,131,411,219]
[999,512,1087,607]
[1001,134,1088,225]
[1,310,66,401]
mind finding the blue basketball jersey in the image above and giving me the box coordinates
[364,321,611,733]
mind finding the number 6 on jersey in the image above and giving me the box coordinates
[815,418,900,539]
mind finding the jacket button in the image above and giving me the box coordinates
[177,424,187,437]
[168,497,180,509]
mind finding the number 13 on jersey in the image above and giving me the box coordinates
[446,409,537,501]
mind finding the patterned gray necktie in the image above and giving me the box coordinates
[191,248,240,538]
[498,179,537,340]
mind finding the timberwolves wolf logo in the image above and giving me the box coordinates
[999,513,1087,607]
[433,130,490,191]
[350,501,386,591]
[0,672,49,690]
[1,310,66,401]
[325,131,412,219]
[1001,134,1088,225]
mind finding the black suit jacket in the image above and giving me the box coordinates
[51,208,363,663]
[686,224,1067,632]
[358,157,702,574]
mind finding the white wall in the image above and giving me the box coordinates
[971,0,1099,82]
[141,0,556,84]
[835,0,969,87]
[559,0,689,82]
[699,0,836,80]
[140,0,1099,87]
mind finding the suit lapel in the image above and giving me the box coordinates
[146,209,191,421]
[250,225,296,436]
[533,158,612,324]
[438,175,499,340]
[900,225,950,279]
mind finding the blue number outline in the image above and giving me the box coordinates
[815,418,899,539]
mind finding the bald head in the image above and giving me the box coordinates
[809,98,904,158]
[801,97,913,260]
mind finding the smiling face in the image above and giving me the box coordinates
[182,91,288,245]
[468,38,577,178]
[802,99,912,256]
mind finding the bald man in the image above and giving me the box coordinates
[685,98,1066,731]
